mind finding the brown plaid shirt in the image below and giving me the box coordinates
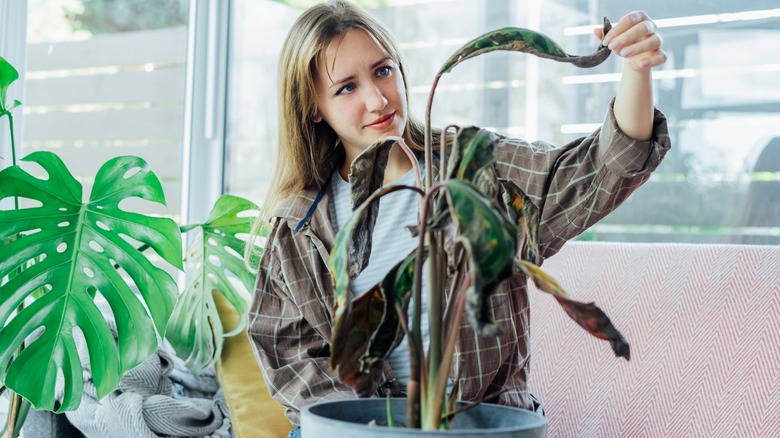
[248,100,671,425]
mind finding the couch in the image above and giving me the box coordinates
[527,242,780,437]
[24,241,780,437]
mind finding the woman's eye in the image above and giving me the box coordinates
[376,66,392,77]
[337,83,356,95]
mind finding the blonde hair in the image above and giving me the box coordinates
[246,0,433,266]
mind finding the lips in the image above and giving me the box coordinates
[365,112,395,130]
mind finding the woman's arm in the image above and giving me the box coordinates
[247,226,356,426]
[595,11,667,141]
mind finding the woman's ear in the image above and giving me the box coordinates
[313,109,322,123]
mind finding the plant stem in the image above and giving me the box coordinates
[7,114,18,209]
[4,106,23,438]
[411,184,446,430]
[424,74,443,191]
[428,272,470,429]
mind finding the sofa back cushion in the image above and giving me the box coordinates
[528,242,780,437]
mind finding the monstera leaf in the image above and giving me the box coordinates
[0,151,182,412]
[0,55,21,116]
[165,194,260,375]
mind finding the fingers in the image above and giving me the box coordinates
[596,10,667,69]
[601,11,650,47]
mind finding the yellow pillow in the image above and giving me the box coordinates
[214,291,291,438]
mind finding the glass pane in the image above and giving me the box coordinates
[24,0,190,220]
[225,0,780,245]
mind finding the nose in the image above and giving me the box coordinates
[364,83,388,112]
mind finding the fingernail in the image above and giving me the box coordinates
[620,48,632,57]
[640,60,650,68]
[608,40,618,51]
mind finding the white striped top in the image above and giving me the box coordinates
[329,162,428,390]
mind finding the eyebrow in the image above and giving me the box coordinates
[328,57,393,91]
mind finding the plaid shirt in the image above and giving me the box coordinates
[248,100,671,425]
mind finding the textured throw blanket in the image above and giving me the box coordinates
[62,309,232,438]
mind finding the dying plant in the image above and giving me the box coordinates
[328,19,630,430]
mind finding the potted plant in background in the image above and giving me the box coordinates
[0,55,261,436]
[303,18,630,437]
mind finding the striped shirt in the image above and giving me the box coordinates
[329,161,428,390]
[248,99,672,425]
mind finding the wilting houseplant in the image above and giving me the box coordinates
[0,55,260,436]
[320,19,630,433]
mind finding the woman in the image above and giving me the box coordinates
[247,0,670,434]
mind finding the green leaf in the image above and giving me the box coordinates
[439,18,612,75]
[450,127,500,199]
[444,180,517,336]
[165,194,261,375]
[0,151,181,412]
[0,55,20,115]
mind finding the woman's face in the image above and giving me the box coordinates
[313,28,407,159]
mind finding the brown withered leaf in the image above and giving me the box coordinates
[519,259,630,360]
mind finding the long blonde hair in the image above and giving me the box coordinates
[246,0,432,265]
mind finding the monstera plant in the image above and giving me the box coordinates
[0,55,260,436]
[326,19,630,431]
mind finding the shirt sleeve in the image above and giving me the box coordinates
[247,222,355,426]
[493,97,671,258]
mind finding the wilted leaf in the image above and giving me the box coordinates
[330,184,421,370]
[502,182,542,265]
[444,180,517,336]
[347,137,403,278]
[165,195,261,375]
[0,152,181,412]
[330,251,417,395]
[519,260,630,360]
[439,18,612,75]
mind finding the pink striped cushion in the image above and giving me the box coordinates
[528,242,780,437]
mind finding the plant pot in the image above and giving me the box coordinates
[300,398,547,437]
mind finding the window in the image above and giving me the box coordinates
[225,0,780,245]
[23,0,191,220]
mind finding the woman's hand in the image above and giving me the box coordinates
[594,11,667,71]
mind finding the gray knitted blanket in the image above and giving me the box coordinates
[62,309,232,438]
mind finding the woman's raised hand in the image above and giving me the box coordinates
[594,11,667,71]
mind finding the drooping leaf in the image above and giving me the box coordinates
[443,180,517,336]
[449,127,496,183]
[519,260,630,360]
[347,136,403,278]
[329,184,422,370]
[501,182,542,265]
[330,251,417,395]
[0,55,20,115]
[0,152,182,412]
[165,194,261,375]
[438,18,612,75]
